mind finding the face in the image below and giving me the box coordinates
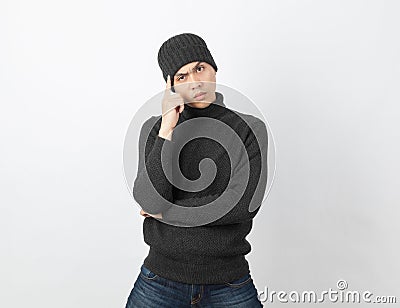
[173,61,217,108]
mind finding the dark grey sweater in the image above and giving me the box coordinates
[133,92,268,284]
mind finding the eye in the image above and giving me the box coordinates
[197,66,204,72]
[177,75,185,81]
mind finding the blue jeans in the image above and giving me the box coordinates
[125,264,263,307]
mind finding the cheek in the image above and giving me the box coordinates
[203,72,216,84]
[207,71,216,81]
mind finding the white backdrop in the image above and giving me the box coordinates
[1,0,399,307]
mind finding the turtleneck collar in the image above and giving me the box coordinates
[181,91,226,119]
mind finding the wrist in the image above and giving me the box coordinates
[158,127,173,140]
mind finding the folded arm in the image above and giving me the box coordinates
[160,120,268,226]
[132,116,175,215]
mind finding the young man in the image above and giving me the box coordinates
[125,33,267,307]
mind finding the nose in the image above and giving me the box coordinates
[187,73,201,89]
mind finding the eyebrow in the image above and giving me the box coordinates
[175,61,203,77]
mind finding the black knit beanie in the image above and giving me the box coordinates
[157,33,218,87]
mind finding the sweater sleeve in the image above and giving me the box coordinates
[132,117,175,215]
[160,120,268,226]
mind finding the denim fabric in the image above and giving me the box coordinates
[125,264,263,307]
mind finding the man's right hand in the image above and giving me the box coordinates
[159,75,185,140]
[140,209,162,219]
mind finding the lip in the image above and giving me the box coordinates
[193,92,207,99]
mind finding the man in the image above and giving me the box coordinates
[125,33,267,307]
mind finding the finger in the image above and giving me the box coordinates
[166,75,171,91]
[164,95,183,113]
[150,213,163,219]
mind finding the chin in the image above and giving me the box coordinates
[189,102,211,109]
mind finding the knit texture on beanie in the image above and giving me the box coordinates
[157,33,218,85]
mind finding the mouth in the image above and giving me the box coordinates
[193,92,207,99]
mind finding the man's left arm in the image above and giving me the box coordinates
[156,120,268,226]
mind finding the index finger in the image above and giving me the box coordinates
[166,75,172,91]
